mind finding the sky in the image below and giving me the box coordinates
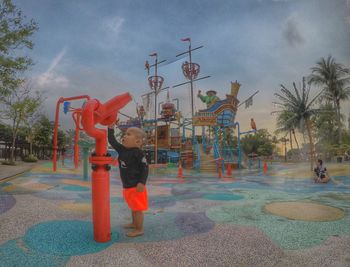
[13,0,350,140]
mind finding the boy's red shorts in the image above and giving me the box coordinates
[123,186,148,211]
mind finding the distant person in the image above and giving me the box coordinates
[313,159,330,183]
[108,121,148,237]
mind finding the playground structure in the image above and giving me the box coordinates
[53,93,132,243]
[118,39,259,175]
[120,80,258,176]
[131,83,257,174]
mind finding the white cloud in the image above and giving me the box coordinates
[102,16,125,35]
[35,48,70,88]
[96,16,125,50]
[283,14,305,47]
[37,72,69,88]
[346,0,350,24]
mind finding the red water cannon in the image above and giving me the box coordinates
[81,92,132,243]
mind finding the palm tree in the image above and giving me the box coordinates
[309,56,350,144]
[314,102,338,145]
[272,77,323,170]
[275,110,300,151]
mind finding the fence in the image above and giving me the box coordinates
[0,141,62,161]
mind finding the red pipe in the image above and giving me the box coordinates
[81,99,106,154]
[53,95,90,171]
[81,99,109,242]
[72,111,82,169]
[53,98,63,172]
[81,93,131,243]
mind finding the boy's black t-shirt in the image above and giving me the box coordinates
[108,128,148,188]
[314,166,327,178]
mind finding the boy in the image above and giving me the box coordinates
[313,159,330,183]
[108,123,148,237]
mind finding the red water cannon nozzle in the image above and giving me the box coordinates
[92,92,132,126]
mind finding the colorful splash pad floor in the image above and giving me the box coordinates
[0,161,350,266]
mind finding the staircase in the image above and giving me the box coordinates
[199,145,218,173]
[181,150,194,169]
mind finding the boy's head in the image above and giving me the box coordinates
[122,127,145,148]
[317,159,323,166]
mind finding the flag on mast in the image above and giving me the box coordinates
[245,97,253,108]
[181,37,191,42]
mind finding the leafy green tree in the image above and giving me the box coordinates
[0,82,42,162]
[275,110,300,151]
[341,130,350,157]
[240,129,273,157]
[309,56,350,143]
[57,129,66,149]
[64,128,76,151]
[273,78,322,170]
[33,115,53,147]
[22,108,43,156]
[314,103,338,145]
[271,135,279,157]
[0,0,38,96]
[0,122,11,142]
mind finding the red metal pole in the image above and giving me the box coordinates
[53,98,63,172]
[81,93,131,243]
[72,111,82,169]
[82,99,110,242]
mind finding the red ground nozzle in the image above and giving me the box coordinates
[226,163,232,177]
[177,162,184,178]
[263,162,268,174]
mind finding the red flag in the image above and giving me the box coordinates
[149,52,157,57]
[181,38,191,42]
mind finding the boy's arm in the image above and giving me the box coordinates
[107,127,125,153]
[136,151,149,187]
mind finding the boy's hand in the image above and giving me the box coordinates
[136,182,144,192]
[108,119,119,129]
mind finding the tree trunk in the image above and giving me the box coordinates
[292,129,300,150]
[292,129,300,160]
[336,100,341,144]
[305,118,315,171]
[10,133,16,162]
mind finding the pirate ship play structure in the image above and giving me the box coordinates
[118,38,258,173]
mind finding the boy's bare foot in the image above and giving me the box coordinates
[123,223,136,229]
[126,230,144,237]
